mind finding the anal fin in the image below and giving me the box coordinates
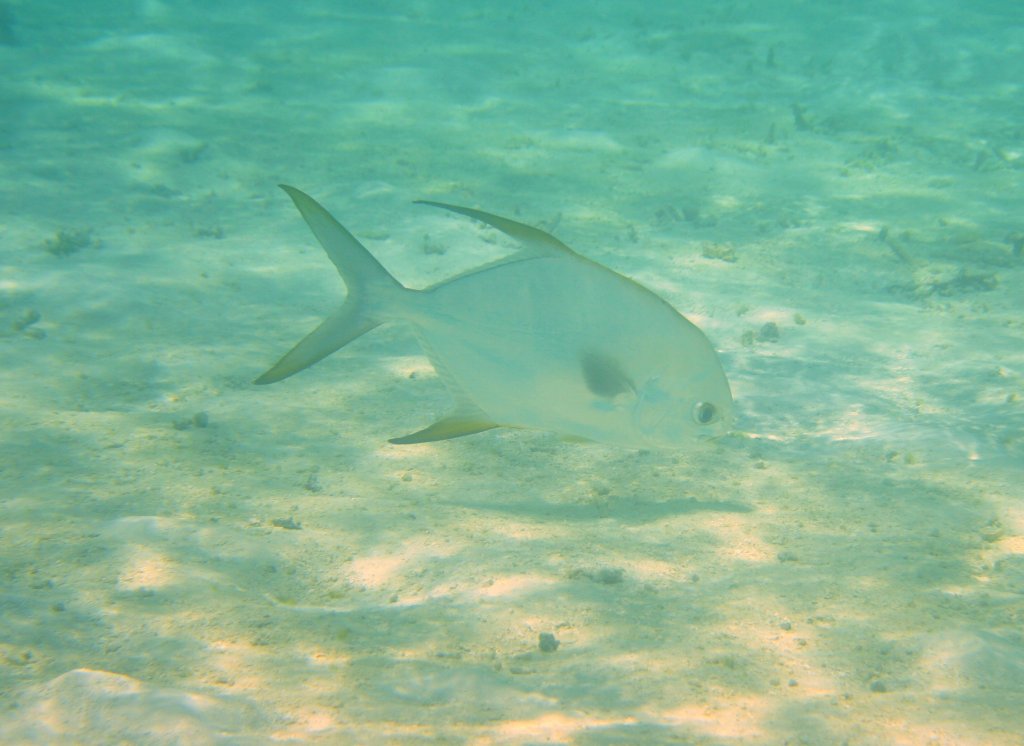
[389,412,499,445]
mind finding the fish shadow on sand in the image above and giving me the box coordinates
[446,495,752,525]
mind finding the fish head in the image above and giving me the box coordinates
[631,366,734,447]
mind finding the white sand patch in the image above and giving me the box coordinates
[0,669,268,743]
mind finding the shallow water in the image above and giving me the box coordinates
[1,1,1022,743]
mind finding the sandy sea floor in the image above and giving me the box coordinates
[1,1,1023,743]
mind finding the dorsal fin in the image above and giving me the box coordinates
[415,200,576,257]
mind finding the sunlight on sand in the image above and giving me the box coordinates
[707,514,776,563]
[489,712,638,743]
[116,548,176,591]
[658,697,767,739]
[348,536,462,589]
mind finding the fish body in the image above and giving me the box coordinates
[257,186,733,448]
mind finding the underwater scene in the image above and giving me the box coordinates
[1,1,1022,743]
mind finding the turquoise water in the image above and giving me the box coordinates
[1,1,1022,743]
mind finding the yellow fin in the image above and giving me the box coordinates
[389,414,499,445]
[559,434,594,444]
[415,200,576,257]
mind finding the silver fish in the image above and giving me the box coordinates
[257,185,734,447]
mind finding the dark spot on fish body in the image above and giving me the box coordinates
[580,351,634,398]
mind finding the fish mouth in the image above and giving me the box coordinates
[695,427,732,443]
[696,412,738,442]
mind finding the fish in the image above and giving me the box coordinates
[256,185,734,448]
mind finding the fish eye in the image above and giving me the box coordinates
[692,401,716,425]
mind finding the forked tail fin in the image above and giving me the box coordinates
[254,185,405,384]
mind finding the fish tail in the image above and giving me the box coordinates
[254,185,406,385]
